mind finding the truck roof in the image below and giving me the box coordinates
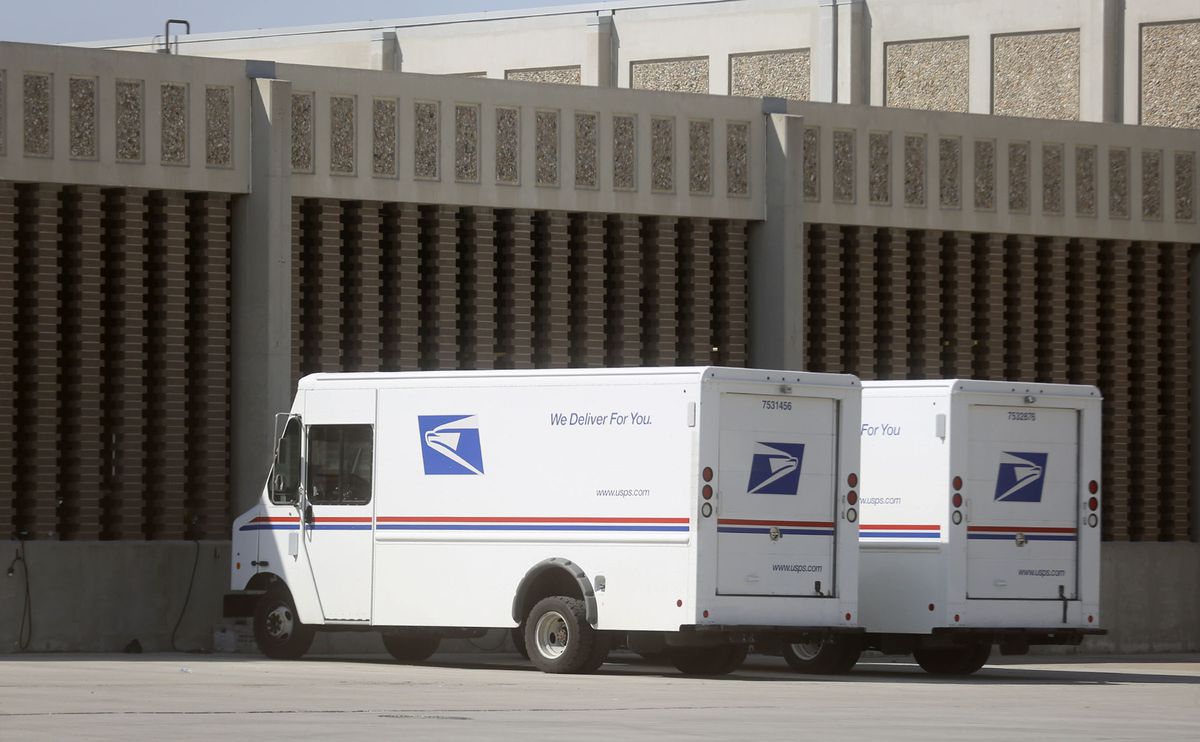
[862,378,1101,399]
[298,366,860,389]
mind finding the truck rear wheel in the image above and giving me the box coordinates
[382,631,440,663]
[253,585,315,660]
[782,636,861,674]
[668,644,748,675]
[525,596,604,674]
[913,642,991,676]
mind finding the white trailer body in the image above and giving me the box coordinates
[229,367,861,673]
[850,380,1102,672]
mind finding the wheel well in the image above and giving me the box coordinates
[245,572,283,594]
[512,558,598,627]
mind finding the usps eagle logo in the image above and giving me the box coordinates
[746,442,805,495]
[418,415,485,475]
[993,452,1048,502]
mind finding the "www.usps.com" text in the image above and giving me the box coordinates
[596,488,651,497]
[772,563,823,573]
[1018,568,1067,577]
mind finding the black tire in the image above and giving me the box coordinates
[524,596,603,674]
[913,642,991,676]
[253,585,315,660]
[668,644,748,676]
[511,626,530,659]
[782,636,860,675]
[581,632,612,673]
[382,631,440,663]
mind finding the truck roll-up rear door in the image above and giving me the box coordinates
[715,393,838,597]
[965,405,1079,600]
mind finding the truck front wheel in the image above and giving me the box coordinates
[782,636,861,674]
[253,585,315,660]
[525,596,607,674]
[668,644,748,675]
[913,642,991,675]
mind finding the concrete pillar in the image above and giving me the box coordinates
[231,73,293,516]
[967,31,991,114]
[584,12,614,87]
[836,0,868,105]
[369,31,400,72]
[748,106,805,371]
[814,0,838,103]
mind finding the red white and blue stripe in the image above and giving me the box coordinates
[376,516,690,533]
[967,525,1077,542]
[859,524,941,540]
[238,516,300,531]
[717,518,835,537]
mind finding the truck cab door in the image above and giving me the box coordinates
[300,389,376,623]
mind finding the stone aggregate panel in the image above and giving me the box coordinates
[205,86,233,168]
[631,58,709,94]
[68,77,97,161]
[993,30,1080,120]
[904,134,926,206]
[803,126,819,201]
[329,95,356,175]
[974,139,996,210]
[1075,145,1097,216]
[885,38,969,113]
[1008,141,1030,213]
[613,115,637,191]
[869,131,891,205]
[291,92,314,173]
[651,117,675,193]
[160,82,188,165]
[1109,147,1130,219]
[1140,21,1200,129]
[455,103,480,183]
[1175,151,1195,222]
[372,97,397,178]
[535,109,560,187]
[729,49,810,100]
[833,129,855,203]
[1042,143,1064,215]
[1142,149,1163,220]
[116,80,143,163]
[495,106,521,185]
[727,121,749,197]
[574,111,598,190]
[689,119,712,195]
[939,136,961,209]
[414,100,440,180]
[505,66,582,85]
[23,72,51,157]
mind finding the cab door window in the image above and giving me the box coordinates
[307,424,374,505]
[269,416,303,505]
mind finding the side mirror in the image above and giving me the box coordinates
[303,503,314,525]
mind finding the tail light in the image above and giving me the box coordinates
[1088,480,1099,494]
[952,493,963,508]
[1088,496,1098,512]
[702,485,713,500]
[952,475,963,490]
[847,490,858,506]
[847,473,858,488]
[703,467,714,482]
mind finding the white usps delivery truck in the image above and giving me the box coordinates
[226,367,863,674]
[780,380,1102,675]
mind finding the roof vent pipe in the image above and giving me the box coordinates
[160,19,191,54]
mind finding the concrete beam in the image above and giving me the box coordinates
[231,76,294,517]
[748,108,805,371]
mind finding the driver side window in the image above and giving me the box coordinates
[269,417,302,505]
[307,424,374,506]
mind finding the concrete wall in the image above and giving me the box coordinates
[83,0,1200,128]
[2,541,1195,654]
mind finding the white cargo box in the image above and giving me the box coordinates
[230,367,862,674]
[857,380,1102,641]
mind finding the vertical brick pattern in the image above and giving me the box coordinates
[843,226,877,378]
[941,232,975,377]
[418,205,459,370]
[1128,242,1161,540]
[298,199,342,376]
[1159,244,1191,539]
[464,207,497,370]
[640,217,678,365]
[804,223,843,374]
[533,211,570,368]
[722,220,749,367]
[15,185,61,539]
[101,189,147,539]
[876,228,908,378]
[290,198,303,388]
[379,203,421,371]
[145,190,189,539]
[972,234,1007,379]
[689,218,713,366]
[506,209,536,369]
[909,230,943,378]
[343,202,381,372]
[604,214,642,367]
[185,193,231,540]
[568,212,606,367]
[0,183,15,538]
[1099,240,1131,539]
[1004,235,1038,381]
[1036,237,1071,383]
[59,186,105,539]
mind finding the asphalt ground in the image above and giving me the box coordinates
[1,651,1197,741]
